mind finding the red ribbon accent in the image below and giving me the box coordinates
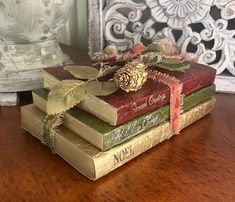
[148,70,183,135]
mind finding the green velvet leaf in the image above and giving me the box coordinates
[157,58,190,72]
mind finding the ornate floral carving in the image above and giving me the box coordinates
[145,0,213,29]
[89,0,235,77]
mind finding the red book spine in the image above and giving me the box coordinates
[45,62,216,125]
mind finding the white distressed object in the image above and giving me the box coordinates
[88,0,235,93]
[0,93,19,106]
[0,0,74,106]
[215,74,235,94]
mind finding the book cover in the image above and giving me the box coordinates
[21,99,215,180]
[44,62,216,125]
[33,85,215,151]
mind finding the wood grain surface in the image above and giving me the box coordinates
[0,47,235,202]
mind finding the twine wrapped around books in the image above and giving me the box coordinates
[43,113,65,153]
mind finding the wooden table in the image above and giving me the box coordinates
[1,47,235,201]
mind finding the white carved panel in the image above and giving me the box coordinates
[88,0,235,93]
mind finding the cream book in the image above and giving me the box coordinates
[21,99,215,180]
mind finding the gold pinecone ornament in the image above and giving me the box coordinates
[114,60,148,92]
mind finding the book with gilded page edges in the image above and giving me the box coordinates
[21,99,215,180]
[32,85,215,151]
[43,62,216,126]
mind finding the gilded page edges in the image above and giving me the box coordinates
[21,104,45,142]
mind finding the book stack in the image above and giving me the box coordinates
[21,62,216,180]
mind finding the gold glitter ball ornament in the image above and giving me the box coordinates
[114,60,148,92]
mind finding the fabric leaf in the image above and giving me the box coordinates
[144,44,165,53]
[64,65,100,80]
[158,58,190,72]
[140,52,163,64]
[84,81,119,96]
[47,80,86,115]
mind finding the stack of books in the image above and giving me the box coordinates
[21,62,216,180]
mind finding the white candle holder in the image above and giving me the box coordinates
[0,0,74,106]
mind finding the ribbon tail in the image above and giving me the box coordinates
[148,70,183,135]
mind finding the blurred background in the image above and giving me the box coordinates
[57,0,88,50]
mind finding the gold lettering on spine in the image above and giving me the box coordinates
[113,145,135,166]
[132,99,148,112]
[132,94,166,112]
[148,94,166,106]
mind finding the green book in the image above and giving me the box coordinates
[32,85,215,151]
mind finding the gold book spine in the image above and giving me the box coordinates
[93,99,215,179]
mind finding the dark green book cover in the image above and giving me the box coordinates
[33,85,215,151]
